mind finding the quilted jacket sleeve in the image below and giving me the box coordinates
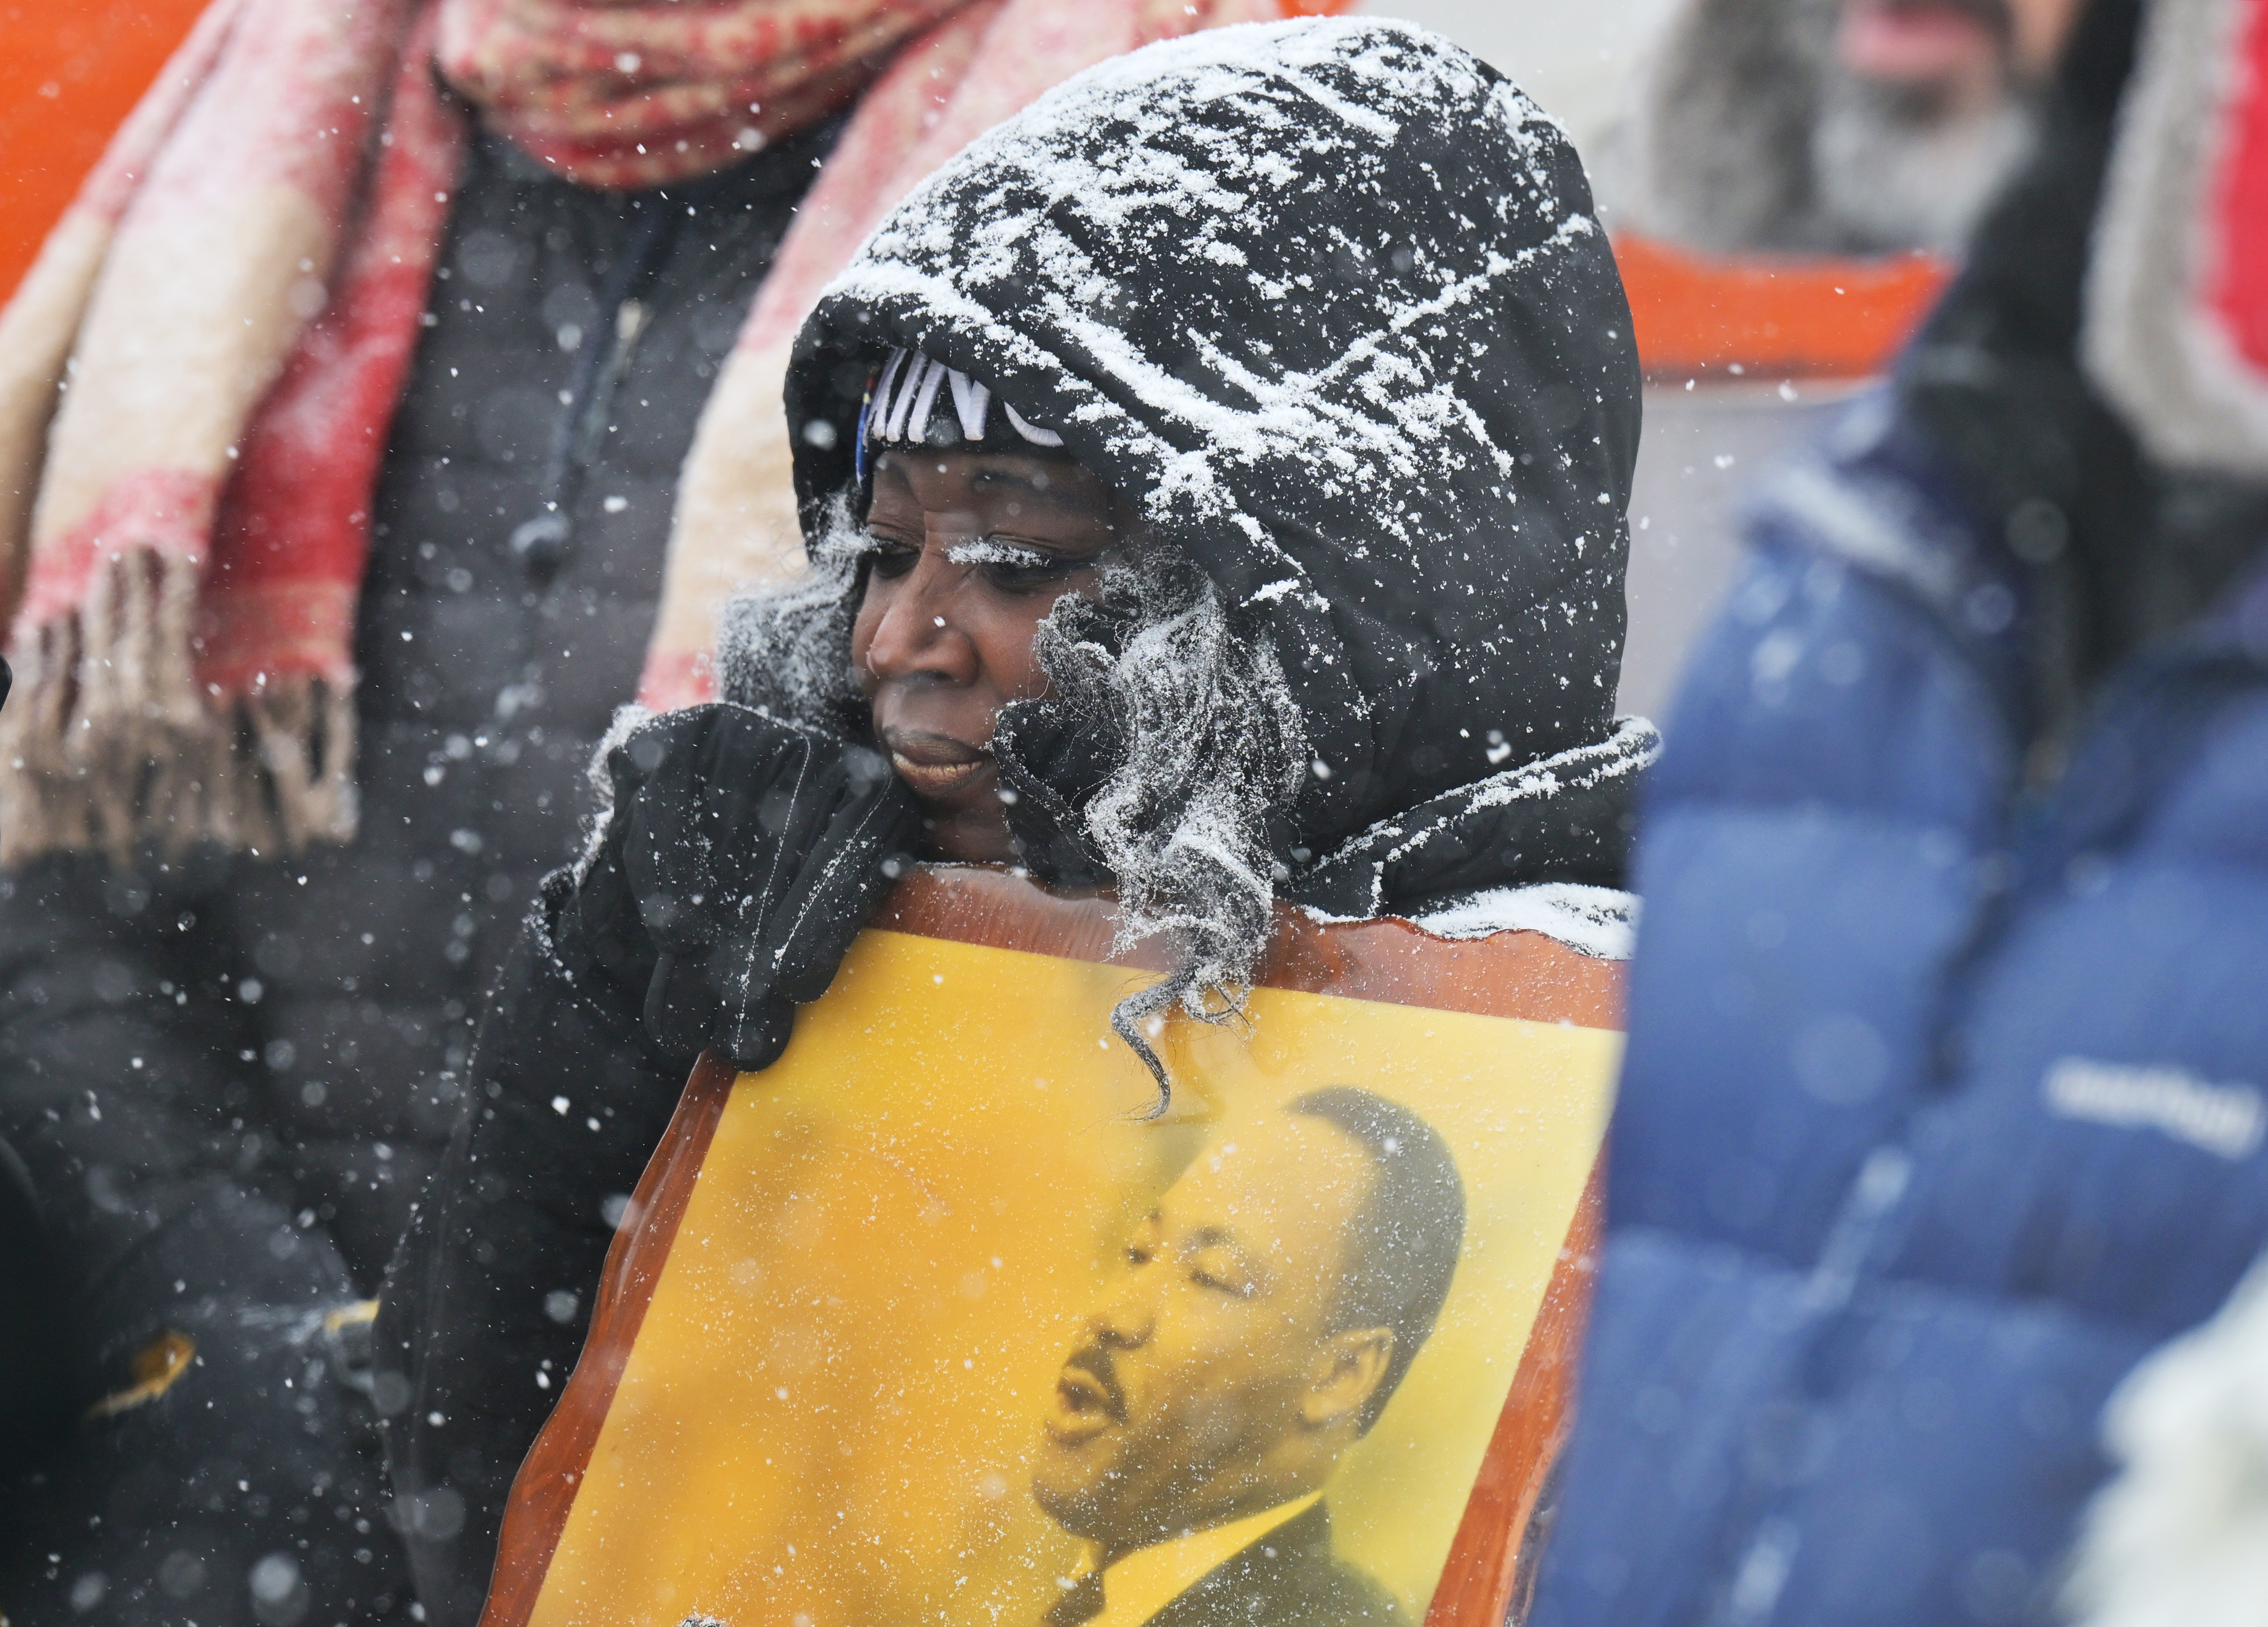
[374,867,691,1627]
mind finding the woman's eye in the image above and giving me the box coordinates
[865,535,920,579]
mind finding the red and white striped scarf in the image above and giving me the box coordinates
[0,0,1300,866]
[438,0,967,188]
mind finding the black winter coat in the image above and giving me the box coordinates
[0,125,824,1627]
[381,21,1649,1627]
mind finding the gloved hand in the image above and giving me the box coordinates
[574,705,922,1069]
[992,577,1143,889]
[993,692,1121,890]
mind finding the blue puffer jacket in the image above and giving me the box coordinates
[1533,395,2268,1627]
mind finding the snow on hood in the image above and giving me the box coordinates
[785,16,1640,853]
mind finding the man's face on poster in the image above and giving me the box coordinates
[1031,1113,1395,1556]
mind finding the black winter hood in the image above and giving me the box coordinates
[780,18,1645,901]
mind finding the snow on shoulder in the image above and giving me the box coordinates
[1408,884,1639,962]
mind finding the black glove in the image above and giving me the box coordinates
[574,705,922,1069]
[991,579,1142,889]
[993,693,1121,890]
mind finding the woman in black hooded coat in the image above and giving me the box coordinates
[376,19,1650,1623]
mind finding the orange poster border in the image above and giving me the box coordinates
[480,865,1617,1627]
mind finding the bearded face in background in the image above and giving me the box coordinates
[1616,0,2079,255]
[1813,0,2039,251]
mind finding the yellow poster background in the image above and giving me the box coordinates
[527,928,1618,1627]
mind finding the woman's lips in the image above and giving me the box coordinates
[882,729,991,797]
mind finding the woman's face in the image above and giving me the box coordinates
[851,448,1123,864]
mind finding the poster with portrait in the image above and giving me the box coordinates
[480,868,1620,1627]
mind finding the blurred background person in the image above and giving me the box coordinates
[1611,0,2082,255]
[0,2,1285,1624]
[1530,0,2268,1620]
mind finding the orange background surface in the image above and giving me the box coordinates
[1615,231,1951,380]
[0,0,213,303]
[1,0,1948,378]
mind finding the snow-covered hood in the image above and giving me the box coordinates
[784,17,1641,856]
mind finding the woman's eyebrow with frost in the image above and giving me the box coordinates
[943,537,1054,566]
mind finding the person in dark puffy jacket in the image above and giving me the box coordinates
[378,19,1650,1627]
[0,120,827,1627]
[1530,0,2268,1621]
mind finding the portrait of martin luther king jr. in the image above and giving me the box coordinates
[1031,1087,1467,1627]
